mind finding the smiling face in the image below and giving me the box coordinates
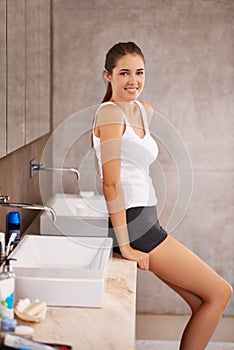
[104,53,145,103]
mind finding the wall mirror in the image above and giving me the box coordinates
[0,0,51,158]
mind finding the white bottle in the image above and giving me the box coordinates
[0,258,15,319]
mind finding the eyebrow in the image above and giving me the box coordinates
[119,68,144,72]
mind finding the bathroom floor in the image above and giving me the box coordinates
[135,340,234,350]
[136,315,234,350]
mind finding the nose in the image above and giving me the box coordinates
[128,74,137,85]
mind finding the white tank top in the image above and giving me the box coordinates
[92,100,158,209]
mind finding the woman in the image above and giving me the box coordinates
[92,42,232,349]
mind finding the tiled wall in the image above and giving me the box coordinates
[52,0,234,315]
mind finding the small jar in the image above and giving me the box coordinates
[1,318,17,332]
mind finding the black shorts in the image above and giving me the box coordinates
[108,206,168,254]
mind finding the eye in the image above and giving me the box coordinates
[137,71,144,75]
[120,72,128,76]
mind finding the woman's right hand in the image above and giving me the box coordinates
[120,245,150,270]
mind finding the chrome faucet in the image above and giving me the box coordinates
[0,195,56,221]
[30,160,80,181]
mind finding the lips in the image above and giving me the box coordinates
[124,87,138,93]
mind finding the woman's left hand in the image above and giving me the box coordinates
[120,245,150,270]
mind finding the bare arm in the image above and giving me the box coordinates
[96,105,150,270]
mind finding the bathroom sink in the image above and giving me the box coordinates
[10,235,112,307]
[40,193,109,237]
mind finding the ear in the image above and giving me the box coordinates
[103,70,111,83]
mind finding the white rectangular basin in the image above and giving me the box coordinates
[10,235,112,307]
[40,193,109,237]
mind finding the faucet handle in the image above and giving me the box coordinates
[0,195,10,203]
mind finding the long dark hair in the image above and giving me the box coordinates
[102,42,145,102]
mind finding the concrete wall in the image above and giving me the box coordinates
[52,0,234,315]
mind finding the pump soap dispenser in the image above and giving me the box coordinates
[0,258,15,319]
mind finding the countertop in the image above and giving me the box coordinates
[18,257,137,350]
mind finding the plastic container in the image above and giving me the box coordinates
[7,211,20,246]
[1,318,17,332]
[0,258,15,319]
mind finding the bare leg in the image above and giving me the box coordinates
[149,236,233,350]
[159,276,203,314]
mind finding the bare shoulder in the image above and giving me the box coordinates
[140,101,154,111]
[96,103,124,128]
[140,101,154,124]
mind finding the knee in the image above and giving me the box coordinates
[225,282,233,303]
